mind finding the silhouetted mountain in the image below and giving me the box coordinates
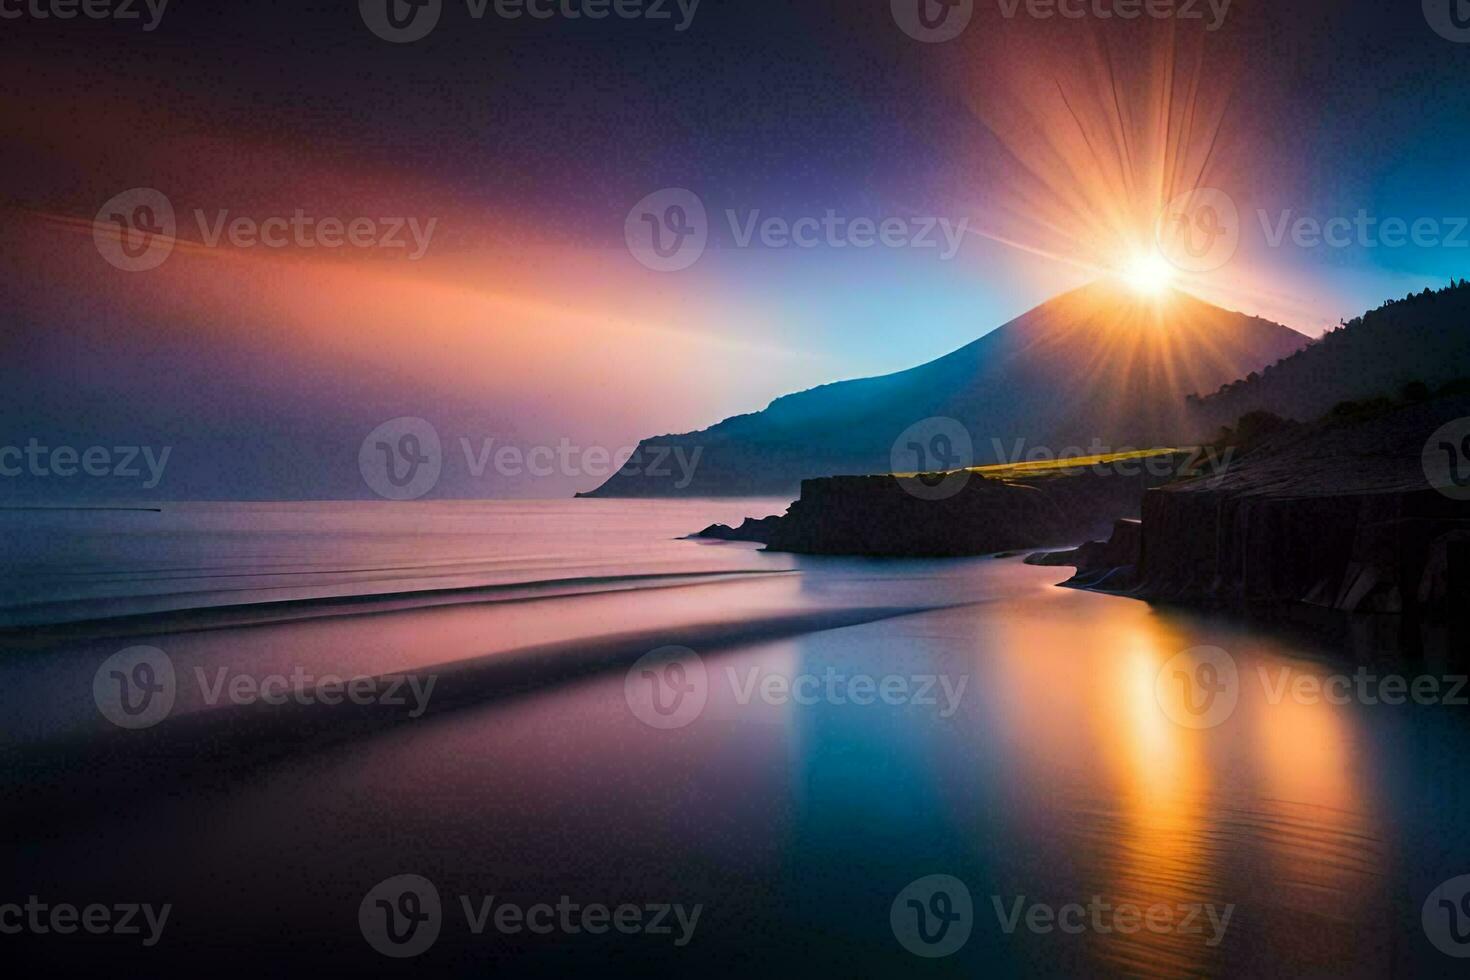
[1189,280,1470,434]
[584,280,1306,497]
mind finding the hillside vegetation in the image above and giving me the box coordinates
[939,448,1182,480]
[1189,279,1470,432]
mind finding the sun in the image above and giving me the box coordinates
[1122,252,1176,296]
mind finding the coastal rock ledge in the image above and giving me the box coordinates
[1044,397,1470,617]
[693,460,1182,558]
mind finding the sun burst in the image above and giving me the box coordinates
[1122,252,1176,297]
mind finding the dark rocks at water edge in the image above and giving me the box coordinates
[688,515,783,544]
[691,394,1470,622]
[1025,518,1142,591]
[694,459,1185,557]
[1129,395,1470,617]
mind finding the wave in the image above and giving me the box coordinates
[0,601,958,832]
[0,568,797,642]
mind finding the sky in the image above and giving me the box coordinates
[3,0,1469,499]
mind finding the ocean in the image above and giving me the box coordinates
[3,500,1469,976]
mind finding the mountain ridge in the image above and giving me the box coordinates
[1188,279,1470,432]
[584,280,1307,497]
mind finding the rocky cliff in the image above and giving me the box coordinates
[1132,396,1470,616]
[696,454,1188,557]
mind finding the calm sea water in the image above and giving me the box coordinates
[3,501,1470,977]
[0,499,798,627]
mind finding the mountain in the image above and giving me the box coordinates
[583,280,1307,497]
[1188,280,1470,433]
